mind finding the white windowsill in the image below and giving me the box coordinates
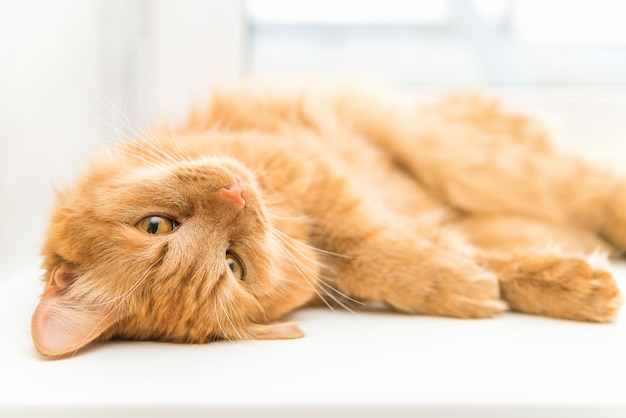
[1,264,625,417]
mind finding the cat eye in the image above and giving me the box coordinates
[226,251,245,280]
[137,215,179,235]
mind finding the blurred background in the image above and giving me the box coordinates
[1,0,626,282]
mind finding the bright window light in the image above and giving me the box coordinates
[246,0,626,86]
[514,0,626,45]
[247,0,449,25]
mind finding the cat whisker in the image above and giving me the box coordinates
[67,265,158,357]
[86,73,173,160]
[54,52,131,146]
[142,137,180,165]
[114,145,187,183]
[126,140,176,166]
[119,140,193,182]
[268,212,313,224]
[216,293,247,343]
[115,144,164,168]
[165,122,197,165]
[212,293,233,343]
[274,236,361,313]
[138,136,204,182]
[55,48,179,162]
[313,275,359,313]
[271,228,364,312]
[307,266,363,313]
[316,278,365,308]
[272,227,353,260]
[120,97,161,146]
[274,241,336,313]
[79,259,159,310]
[82,95,145,145]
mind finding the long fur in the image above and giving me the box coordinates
[32,84,623,358]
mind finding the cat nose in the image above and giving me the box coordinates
[218,177,245,209]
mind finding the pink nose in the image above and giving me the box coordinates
[218,177,246,209]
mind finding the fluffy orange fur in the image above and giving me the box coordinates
[32,84,623,358]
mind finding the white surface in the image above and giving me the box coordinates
[1,265,625,417]
[0,0,245,284]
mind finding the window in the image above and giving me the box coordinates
[246,0,626,87]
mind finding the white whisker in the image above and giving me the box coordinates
[80,265,154,308]
[69,265,158,357]
[316,279,365,307]
[272,227,353,260]
[217,294,246,343]
[271,228,362,314]
[213,293,232,343]
[282,251,336,312]
[270,226,364,312]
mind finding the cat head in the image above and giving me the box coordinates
[32,139,311,358]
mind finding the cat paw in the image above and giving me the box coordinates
[425,270,508,319]
[500,256,623,322]
[385,254,507,319]
[584,269,623,322]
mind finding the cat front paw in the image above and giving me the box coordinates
[500,256,623,322]
[384,254,507,319]
[424,270,507,319]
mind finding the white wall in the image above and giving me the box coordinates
[0,0,245,282]
[0,0,105,282]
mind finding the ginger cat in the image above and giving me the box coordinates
[32,85,624,358]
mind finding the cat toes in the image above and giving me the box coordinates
[433,271,508,319]
[578,268,623,322]
[392,268,507,319]
[501,257,623,322]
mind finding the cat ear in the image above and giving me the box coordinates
[31,264,113,358]
[249,321,305,340]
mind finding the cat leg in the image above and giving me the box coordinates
[454,215,622,321]
[427,154,626,253]
[340,93,626,251]
[321,205,620,321]
[602,181,626,252]
[480,250,622,322]
[453,214,615,255]
[325,225,507,319]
